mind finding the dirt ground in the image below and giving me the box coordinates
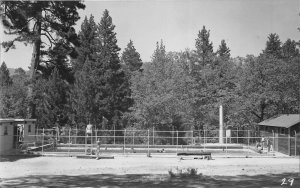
[0,155,299,187]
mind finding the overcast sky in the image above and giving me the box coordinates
[1,0,299,70]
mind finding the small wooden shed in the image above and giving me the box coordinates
[0,119,36,153]
[258,114,300,156]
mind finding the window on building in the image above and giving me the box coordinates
[291,129,295,136]
[280,127,286,135]
[28,125,31,133]
[271,129,275,134]
[4,126,8,135]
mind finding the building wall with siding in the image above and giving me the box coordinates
[0,122,14,153]
[260,123,300,156]
[22,122,36,143]
[290,123,300,156]
[0,119,37,153]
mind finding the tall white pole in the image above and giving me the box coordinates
[219,105,224,144]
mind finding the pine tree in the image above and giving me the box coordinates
[0,62,12,87]
[71,10,132,130]
[121,40,143,72]
[151,40,170,81]
[263,33,282,58]
[1,1,85,118]
[70,15,99,127]
[282,39,299,59]
[72,15,98,73]
[9,68,29,118]
[34,68,70,127]
[1,1,85,79]
[195,26,214,66]
[217,40,230,59]
[96,9,132,129]
[71,59,97,126]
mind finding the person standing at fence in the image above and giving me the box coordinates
[96,140,101,160]
[261,137,265,150]
[266,137,272,152]
[86,124,93,135]
[86,123,93,145]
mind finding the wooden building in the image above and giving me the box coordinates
[258,114,300,156]
[0,119,36,154]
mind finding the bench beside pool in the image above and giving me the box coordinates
[177,152,212,160]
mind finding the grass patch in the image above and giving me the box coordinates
[168,167,201,177]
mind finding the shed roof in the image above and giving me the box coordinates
[0,119,37,123]
[258,114,300,128]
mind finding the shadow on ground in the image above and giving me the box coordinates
[0,173,299,187]
[0,155,41,162]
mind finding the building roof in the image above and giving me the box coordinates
[258,114,300,128]
[0,119,37,123]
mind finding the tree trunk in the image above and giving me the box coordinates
[30,18,42,80]
[28,14,42,119]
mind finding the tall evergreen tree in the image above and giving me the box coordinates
[151,40,171,81]
[282,39,299,59]
[72,15,98,73]
[263,33,282,58]
[0,66,29,118]
[1,1,85,118]
[70,15,99,127]
[71,10,132,130]
[9,68,29,118]
[71,59,97,126]
[217,40,230,59]
[96,9,132,129]
[195,26,214,66]
[1,1,85,79]
[34,68,70,128]
[121,40,143,72]
[0,62,12,87]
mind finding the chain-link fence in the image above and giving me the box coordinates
[14,128,299,157]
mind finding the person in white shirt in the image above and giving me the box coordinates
[86,124,93,135]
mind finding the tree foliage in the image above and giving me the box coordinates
[121,40,143,72]
[1,7,299,134]
[34,68,70,127]
[195,26,214,66]
[130,41,196,133]
[0,1,85,79]
[0,66,29,118]
[71,10,131,130]
[0,62,12,87]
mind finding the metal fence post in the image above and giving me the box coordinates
[204,129,206,152]
[176,130,178,153]
[172,130,174,145]
[42,128,44,155]
[295,130,297,156]
[204,129,206,145]
[247,130,250,156]
[153,127,154,145]
[114,126,116,145]
[288,128,291,156]
[133,131,135,146]
[272,130,275,152]
[95,128,97,144]
[147,129,150,156]
[226,132,228,157]
[248,130,250,147]
[236,128,238,144]
[123,129,126,155]
[68,128,71,156]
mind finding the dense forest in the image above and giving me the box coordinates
[0,1,299,132]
